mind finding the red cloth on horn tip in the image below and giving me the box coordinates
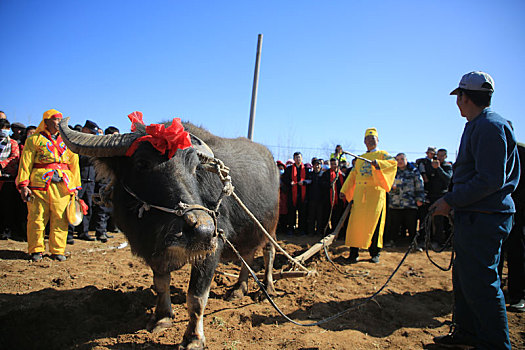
[128,111,144,132]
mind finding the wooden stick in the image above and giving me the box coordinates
[295,204,351,265]
[342,151,373,163]
[258,270,310,280]
[216,270,311,281]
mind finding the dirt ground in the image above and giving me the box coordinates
[0,232,523,350]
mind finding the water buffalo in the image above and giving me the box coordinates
[58,115,279,349]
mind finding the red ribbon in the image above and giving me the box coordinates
[79,198,89,215]
[291,164,306,207]
[125,111,192,158]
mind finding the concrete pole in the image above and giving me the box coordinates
[247,34,263,140]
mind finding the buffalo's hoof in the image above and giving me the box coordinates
[225,287,245,301]
[148,316,173,333]
[255,285,278,302]
[178,335,206,350]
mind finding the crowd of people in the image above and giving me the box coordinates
[0,110,120,262]
[0,71,524,349]
[277,144,453,252]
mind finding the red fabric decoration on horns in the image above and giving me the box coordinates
[128,111,145,132]
[125,111,192,159]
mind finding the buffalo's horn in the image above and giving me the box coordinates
[59,117,140,157]
[190,134,215,159]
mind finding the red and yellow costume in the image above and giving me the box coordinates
[341,129,397,249]
[17,109,81,255]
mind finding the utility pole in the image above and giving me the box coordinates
[247,34,263,140]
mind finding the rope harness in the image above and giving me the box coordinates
[122,183,217,220]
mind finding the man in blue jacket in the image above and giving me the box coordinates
[431,71,520,349]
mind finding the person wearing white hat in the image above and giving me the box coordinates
[431,72,520,349]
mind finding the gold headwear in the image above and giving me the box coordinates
[35,109,63,134]
[365,127,378,138]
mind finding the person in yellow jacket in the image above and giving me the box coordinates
[17,109,81,262]
[340,127,397,263]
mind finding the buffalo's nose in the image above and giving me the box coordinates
[184,212,198,226]
[184,210,216,239]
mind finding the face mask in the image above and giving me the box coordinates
[0,129,10,138]
[279,169,284,175]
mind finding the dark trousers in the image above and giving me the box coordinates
[277,214,288,232]
[432,215,449,244]
[429,196,451,244]
[328,202,344,235]
[385,208,417,243]
[307,199,326,235]
[0,182,27,239]
[498,216,525,302]
[288,200,307,233]
[453,211,511,349]
[92,203,111,237]
[417,202,429,229]
[89,181,112,237]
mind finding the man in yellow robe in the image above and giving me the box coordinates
[340,127,397,263]
[17,109,81,261]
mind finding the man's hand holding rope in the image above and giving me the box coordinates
[430,197,452,217]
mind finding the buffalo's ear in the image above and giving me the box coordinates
[190,134,214,159]
[93,157,124,183]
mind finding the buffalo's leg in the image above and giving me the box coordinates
[262,241,277,295]
[179,254,219,350]
[225,248,256,301]
[149,270,175,332]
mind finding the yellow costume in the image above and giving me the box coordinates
[341,148,397,249]
[17,109,81,255]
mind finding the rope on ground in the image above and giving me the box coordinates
[220,230,417,327]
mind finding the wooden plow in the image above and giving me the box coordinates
[218,204,351,281]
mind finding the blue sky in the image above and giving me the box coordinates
[1,1,524,163]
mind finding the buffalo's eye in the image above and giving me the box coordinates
[134,159,151,171]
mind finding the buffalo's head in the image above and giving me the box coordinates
[59,118,220,270]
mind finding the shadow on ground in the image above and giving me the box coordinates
[0,286,158,350]
[252,288,453,338]
[0,249,30,260]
